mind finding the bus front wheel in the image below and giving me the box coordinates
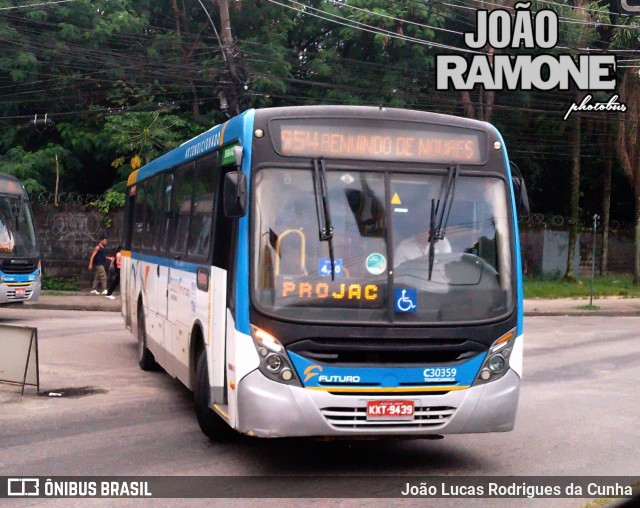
[195,350,234,440]
[137,305,158,371]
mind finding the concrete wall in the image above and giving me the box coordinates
[32,206,635,285]
[520,226,635,277]
[33,205,123,287]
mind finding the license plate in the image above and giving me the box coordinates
[15,287,25,298]
[366,400,415,420]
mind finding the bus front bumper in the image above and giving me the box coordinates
[236,369,520,438]
[0,280,41,304]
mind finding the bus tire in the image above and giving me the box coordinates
[137,305,158,371]
[195,350,234,441]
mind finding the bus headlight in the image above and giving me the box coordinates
[250,326,301,387]
[265,353,283,373]
[472,329,515,386]
[487,355,505,374]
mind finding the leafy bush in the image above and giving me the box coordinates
[42,276,79,291]
[91,189,126,228]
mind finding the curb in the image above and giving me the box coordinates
[25,303,120,312]
[524,311,640,317]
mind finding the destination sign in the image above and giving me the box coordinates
[272,120,486,164]
[275,277,384,308]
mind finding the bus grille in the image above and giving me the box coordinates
[288,338,484,365]
[6,285,33,300]
[320,405,456,429]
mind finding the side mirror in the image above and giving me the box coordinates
[223,171,247,218]
[510,162,530,217]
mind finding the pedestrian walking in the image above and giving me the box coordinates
[88,235,109,294]
[105,245,121,300]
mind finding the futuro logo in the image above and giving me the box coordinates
[304,365,323,382]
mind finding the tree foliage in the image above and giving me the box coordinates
[0,0,638,247]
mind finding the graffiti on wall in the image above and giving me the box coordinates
[32,205,123,280]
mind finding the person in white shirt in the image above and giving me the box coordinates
[394,232,452,267]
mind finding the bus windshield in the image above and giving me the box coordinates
[0,194,38,258]
[252,167,513,324]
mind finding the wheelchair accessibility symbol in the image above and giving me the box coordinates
[394,288,417,313]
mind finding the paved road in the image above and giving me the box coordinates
[25,291,640,316]
[0,308,638,507]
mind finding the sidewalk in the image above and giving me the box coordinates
[24,291,640,316]
[26,290,122,312]
[524,296,640,317]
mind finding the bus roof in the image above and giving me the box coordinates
[253,105,495,132]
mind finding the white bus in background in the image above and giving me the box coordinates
[0,173,40,305]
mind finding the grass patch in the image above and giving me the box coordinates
[42,276,79,291]
[524,274,640,299]
[575,304,601,311]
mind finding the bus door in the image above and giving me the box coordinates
[219,186,238,418]
[207,155,229,405]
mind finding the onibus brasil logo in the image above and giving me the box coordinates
[435,2,626,120]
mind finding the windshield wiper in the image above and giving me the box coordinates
[312,158,336,280]
[427,163,459,280]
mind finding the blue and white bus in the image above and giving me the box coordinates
[0,173,40,305]
[121,106,527,439]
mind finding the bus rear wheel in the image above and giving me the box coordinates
[137,305,158,371]
[195,349,235,440]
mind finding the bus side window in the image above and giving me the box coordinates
[188,153,218,259]
[170,163,196,256]
[132,181,146,249]
[155,173,173,254]
[142,176,159,250]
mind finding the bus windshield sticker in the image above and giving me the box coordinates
[394,288,418,313]
[392,192,408,213]
[365,253,387,275]
[318,258,343,277]
[340,173,354,184]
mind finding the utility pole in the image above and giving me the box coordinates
[590,214,600,307]
[201,0,249,116]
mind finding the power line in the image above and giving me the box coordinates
[266,0,488,55]
[0,0,84,11]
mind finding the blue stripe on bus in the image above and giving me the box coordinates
[0,270,39,283]
[289,351,486,389]
[130,251,200,273]
[495,127,524,336]
[233,110,256,336]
